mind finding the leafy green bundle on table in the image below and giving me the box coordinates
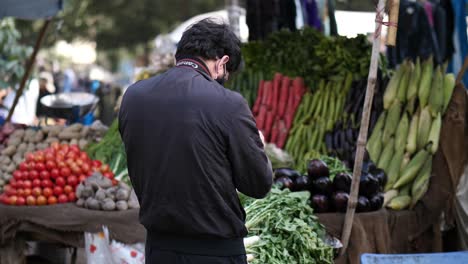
[86,120,130,185]
[243,188,334,264]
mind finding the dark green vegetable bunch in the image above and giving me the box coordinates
[244,188,334,264]
[241,28,372,88]
[86,120,130,185]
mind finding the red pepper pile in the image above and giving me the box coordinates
[253,73,307,148]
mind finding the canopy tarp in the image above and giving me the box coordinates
[0,0,62,20]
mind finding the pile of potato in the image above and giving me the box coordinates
[0,121,108,193]
[75,172,139,211]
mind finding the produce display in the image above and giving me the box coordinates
[227,69,264,107]
[285,74,353,168]
[0,142,115,206]
[0,122,107,194]
[241,28,371,87]
[325,71,386,169]
[367,57,456,210]
[273,157,386,213]
[75,172,139,211]
[243,188,334,264]
[253,74,307,148]
[86,120,129,185]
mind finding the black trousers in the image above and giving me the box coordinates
[146,248,248,264]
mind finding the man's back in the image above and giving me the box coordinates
[119,66,272,244]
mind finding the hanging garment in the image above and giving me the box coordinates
[434,0,455,62]
[447,0,468,87]
[295,0,305,29]
[386,0,434,67]
[246,0,276,41]
[328,0,338,36]
[423,1,443,64]
[301,0,321,30]
[278,0,297,32]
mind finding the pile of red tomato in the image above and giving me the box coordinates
[0,142,114,206]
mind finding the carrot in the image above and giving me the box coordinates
[270,118,280,144]
[271,73,282,109]
[262,81,272,107]
[277,120,288,148]
[291,78,303,108]
[256,105,267,130]
[252,80,265,115]
[278,77,290,117]
[264,111,275,140]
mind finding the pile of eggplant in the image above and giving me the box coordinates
[274,159,387,213]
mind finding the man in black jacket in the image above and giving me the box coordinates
[119,19,273,263]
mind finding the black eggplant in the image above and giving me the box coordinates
[274,177,294,190]
[370,168,387,188]
[311,177,333,195]
[333,172,352,193]
[307,159,330,178]
[311,194,330,213]
[293,176,310,191]
[274,168,301,180]
[325,132,334,153]
[332,192,350,212]
[361,161,376,174]
[369,193,384,211]
[358,173,380,197]
[333,130,341,151]
[356,196,371,212]
[345,128,354,144]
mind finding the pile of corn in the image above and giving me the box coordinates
[367,57,456,210]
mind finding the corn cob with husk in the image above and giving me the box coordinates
[442,73,456,113]
[410,157,432,208]
[395,112,410,150]
[393,146,431,189]
[382,100,401,143]
[397,61,411,103]
[406,110,419,154]
[418,56,433,109]
[377,137,395,173]
[384,65,405,109]
[407,58,421,100]
[367,112,386,162]
[385,149,405,191]
[416,106,432,151]
[427,112,442,154]
[428,66,444,117]
[387,195,411,210]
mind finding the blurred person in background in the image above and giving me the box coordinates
[62,68,77,93]
[35,72,56,119]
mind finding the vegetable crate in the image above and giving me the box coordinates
[360,252,468,264]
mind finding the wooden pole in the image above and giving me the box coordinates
[339,0,387,255]
[386,0,400,46]
[6,19,51,122]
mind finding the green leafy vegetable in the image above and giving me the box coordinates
[243,188,334,264]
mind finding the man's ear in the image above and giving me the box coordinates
[221,55,230,65]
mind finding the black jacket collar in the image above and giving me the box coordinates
[176,57,212,79]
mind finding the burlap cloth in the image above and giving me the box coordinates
[0,86,466,264]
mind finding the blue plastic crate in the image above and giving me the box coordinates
[361,252,468,264]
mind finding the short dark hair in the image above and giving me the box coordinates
[175,18,241,73]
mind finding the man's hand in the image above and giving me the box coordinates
[258,130,265,146]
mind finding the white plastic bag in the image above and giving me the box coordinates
[85,226,114,264]
[110,240,145,264]
[85,226,145,264]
